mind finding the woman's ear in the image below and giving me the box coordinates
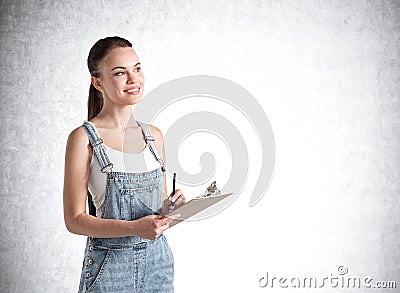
[91,76,103,91]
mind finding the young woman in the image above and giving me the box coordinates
[63,36,185,293]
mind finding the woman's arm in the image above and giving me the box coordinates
[63,126,171,240]
[149,125,186,212]
[149,125,169,201]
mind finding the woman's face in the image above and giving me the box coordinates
[95,46,145,106]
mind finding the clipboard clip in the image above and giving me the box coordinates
[199,181,221,198]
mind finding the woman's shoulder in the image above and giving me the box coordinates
[147,124,164,157]
[148,124,163,141]
[66,125,91,151]
[63,125,92,170]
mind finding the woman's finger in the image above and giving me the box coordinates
[159,215,173,225]
[172,189,183,202]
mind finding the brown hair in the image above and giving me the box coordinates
[87,36,132,120]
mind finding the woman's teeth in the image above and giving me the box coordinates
[127,88,140,94]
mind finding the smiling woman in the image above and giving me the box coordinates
[63,36,186,293]
[91,46,144,107]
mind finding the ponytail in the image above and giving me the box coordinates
[87,84,103,120]
[87,83,103,216]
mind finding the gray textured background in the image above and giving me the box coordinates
[1,1,399,292]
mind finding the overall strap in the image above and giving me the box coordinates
[82,121,113,173]
[136,121,165,172]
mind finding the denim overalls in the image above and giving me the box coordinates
[78,121,174,293]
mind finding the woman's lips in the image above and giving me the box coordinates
[125,87,140,95]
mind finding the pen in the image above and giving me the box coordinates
[172,172,176,196]
[170,172,182,208]
[168,172,176,203]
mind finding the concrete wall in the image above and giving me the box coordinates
[1,1,399,292]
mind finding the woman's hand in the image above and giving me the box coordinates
[131,214,173,240]
[162,189,187,214]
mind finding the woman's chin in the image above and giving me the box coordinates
[125,95,143,105]
[131,97,143,105]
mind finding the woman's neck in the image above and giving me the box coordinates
[93,105,137,130]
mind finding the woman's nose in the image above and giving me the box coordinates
[127,72,138,84]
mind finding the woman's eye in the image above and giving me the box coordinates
[134,67,141,72]
[116,71,125,76]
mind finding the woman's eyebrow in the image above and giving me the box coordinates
[111,62,141,71]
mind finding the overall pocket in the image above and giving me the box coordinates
[84,245,112,292]
[120,182,162,220]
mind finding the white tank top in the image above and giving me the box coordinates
[88,144,160,217]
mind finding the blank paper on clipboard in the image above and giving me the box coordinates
[164,193,234,227]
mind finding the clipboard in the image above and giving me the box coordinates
[163,193,234,227]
